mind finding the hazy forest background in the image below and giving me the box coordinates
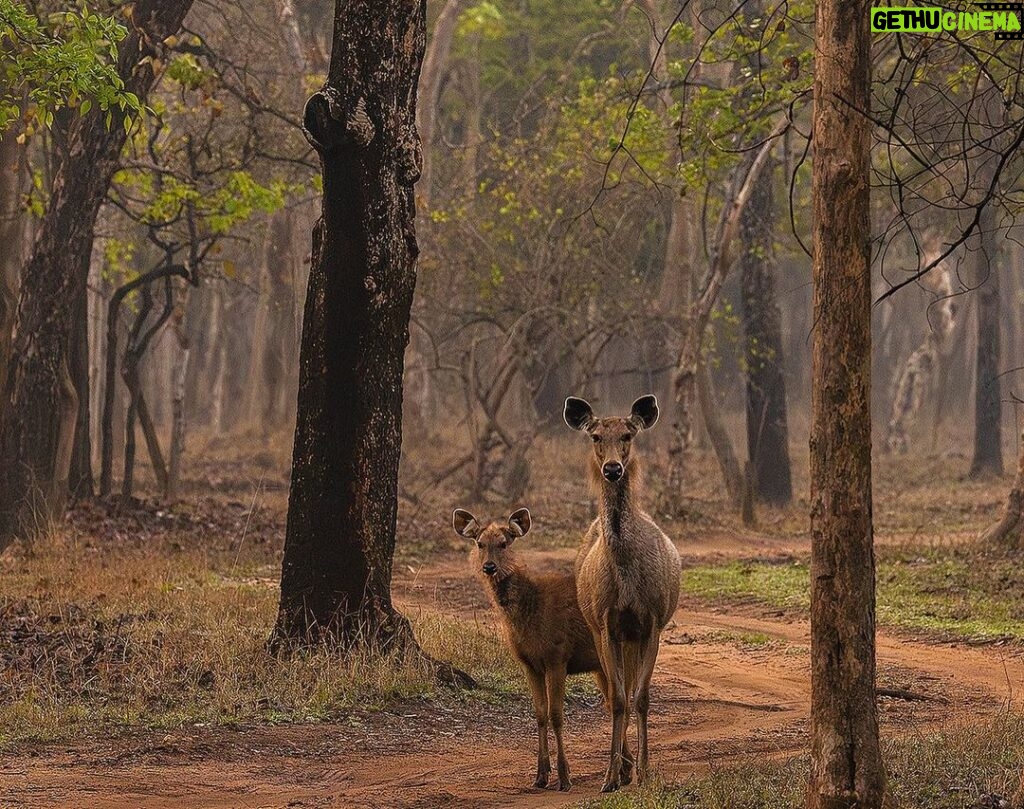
[3,1,1024,807]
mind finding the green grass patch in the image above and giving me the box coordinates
[682,545,1024,643]
[577,713,1024,808]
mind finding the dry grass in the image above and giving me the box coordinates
[580,713,1024,808]
[0,530,521,751]
[0,436,1015,767]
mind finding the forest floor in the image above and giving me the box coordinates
[1,436,1023,808]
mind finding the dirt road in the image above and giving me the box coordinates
[3,546,1020,809]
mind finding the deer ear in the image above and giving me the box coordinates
[508,508,531,538]
[630,395,659,430]
[452,509,479,538]
[564,397,594,431]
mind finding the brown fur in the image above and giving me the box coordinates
[452,508,604,792]
[564,395,682,792]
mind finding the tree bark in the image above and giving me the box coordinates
[0,128,24,409]
[168,287,192,501]
[271,0,428,650]
[808,1,885,807]
[209,283,228,434]
[739,157,792,505]
[0,0,195,549]
[69,287,94,499]
[969,200,1003,478]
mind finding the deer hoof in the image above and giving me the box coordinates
[600,780,620,793]
[558,776,572,792]
[533,772,549,789]
[620,760,633,785]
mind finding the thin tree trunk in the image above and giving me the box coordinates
[262,214,295,433]
[808,1,885,807]
[119,275,176,501]
[168,287,191,501]
[883,244,956,455]
[459,54,482,200]
[640,0,701,467]
[121,370,168,500]
[271,0,430,651]
[417,0,465,210]
[697,362,743,506]
[970,200,1003,477]
[101,264,190,496]
[210,284,228,434]
[667,121,784,496]
[0,128,24,409]
[69,288,94,499]
[0,0,195,549]
[739,157,792,505]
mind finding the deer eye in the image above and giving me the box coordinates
[622,435,632,442]
[591,434,600,443]
[476,541,483,549]
[499,541,507,549]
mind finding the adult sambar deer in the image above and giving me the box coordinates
[563,394,681,792]
[452,507,603,791]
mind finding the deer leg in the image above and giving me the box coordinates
[593,667,610,713]
[600,625,627,793]
[545,667,572,791]
[618,642,635,787]
[635,633,661,784]
[589,663,626,774]
[525,667,550,788]
[592,665,632,775]
[620,736,634,786]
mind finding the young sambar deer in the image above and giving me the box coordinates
[452,507,603,791]
[564,394,681,792]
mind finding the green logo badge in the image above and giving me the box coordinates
[870,3,1024,38]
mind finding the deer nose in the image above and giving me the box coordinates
[482,561,498,576]
[602,461,623,481]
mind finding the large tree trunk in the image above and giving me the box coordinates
[970,200,1003,478]
[739,158,792,505]
[0,0,195,549]
[808,1,885,807]
[271,0,428,650]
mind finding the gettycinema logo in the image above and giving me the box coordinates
[871,3,1024,38]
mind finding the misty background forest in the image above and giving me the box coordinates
[3,1,1024,807]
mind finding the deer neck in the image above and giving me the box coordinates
[597,462,640,545]
[488,564,536,620]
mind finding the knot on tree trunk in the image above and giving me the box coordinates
[303,90,376,153]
